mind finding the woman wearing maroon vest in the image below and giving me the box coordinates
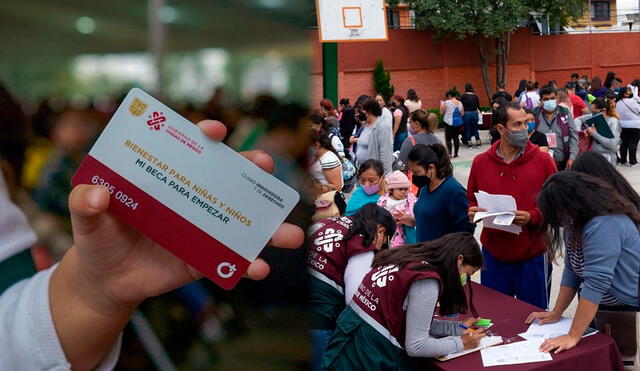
[323,233,485,370]
[308,203,396,371]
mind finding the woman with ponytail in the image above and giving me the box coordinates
[310,111,345,157]
[323,233,485,370]
[407,144,475,242]
[574,96,621,166]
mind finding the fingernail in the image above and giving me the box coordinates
[88,187,103,209]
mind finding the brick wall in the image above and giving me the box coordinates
[312,29,640,109]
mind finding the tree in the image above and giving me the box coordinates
[392,0,584,101]
[373,58,394,102]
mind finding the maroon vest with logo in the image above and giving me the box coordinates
[307,217,376,289]
[352,262,442,348]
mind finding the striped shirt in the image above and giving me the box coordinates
[310,151,343,188]
[566,235,626,306]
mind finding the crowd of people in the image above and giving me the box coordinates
[1,66,640,369]
[308,72,640,370]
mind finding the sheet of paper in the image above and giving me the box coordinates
[437,336,503,361]
[519,317,599,341]
[519,317,573,340]
[475,191,517,213]
[473,211,515,223]
[493,214,516,225]
[483,216,522,234]
[481,339,552,367]
[474,191,521,234]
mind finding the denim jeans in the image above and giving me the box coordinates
[463,111,480,143]
[311,329,333,371]
[394,131,408,152]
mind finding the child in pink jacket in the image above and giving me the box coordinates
[377,171,417,248]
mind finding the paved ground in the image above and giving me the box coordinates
[438,128,640,317]
[345,128,638,316]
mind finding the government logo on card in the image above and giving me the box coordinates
[147,111,166,131]
[129,98,148,116]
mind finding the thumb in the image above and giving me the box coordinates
[69,185,111,237]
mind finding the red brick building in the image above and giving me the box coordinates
[311,27,640,109]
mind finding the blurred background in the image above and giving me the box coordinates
[0,1,313,369]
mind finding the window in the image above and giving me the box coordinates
[387,9,400,29]
[591,1,611,21]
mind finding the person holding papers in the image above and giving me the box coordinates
[573,97,621,166]
[528,171,640,360]
[407,143,475,242]
[323,233,486,370]
[467,102,557,309]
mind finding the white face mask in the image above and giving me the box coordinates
[543,100,557,112]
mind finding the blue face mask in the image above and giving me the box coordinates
[543,100,557,112]
[527,121,536,134]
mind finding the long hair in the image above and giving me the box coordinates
[556,88,570,104]
[517,79,527,91]
[593,96,620,120]
[617,87,633,102]
[538,171,640,259]
[604,71,617,89]
[572,151,640,211]
[310,129,342,163]
[309,111,331,131]
[344,203,396,248]
[372,233,483,316]
[407,143,453,179]
[410,109,437,132]
[320,98,338,118]
[591,76,603,91]
[407,89,419,102]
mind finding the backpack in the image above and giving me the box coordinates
[329,126,342,141]
[452,105,463,127]
[341,158,357,193]
[524,93,534,110]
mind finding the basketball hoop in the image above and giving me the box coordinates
[316,0,388,42]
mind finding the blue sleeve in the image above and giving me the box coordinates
[448,184,475,235]
[560,233,582,290]
[579,217,625,304]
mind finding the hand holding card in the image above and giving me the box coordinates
[66,119,303,302]
[71,88,301,289]
[51,119,303,370]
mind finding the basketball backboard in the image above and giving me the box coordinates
[316,0,388,42]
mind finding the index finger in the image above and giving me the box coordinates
[525,312,540,323]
